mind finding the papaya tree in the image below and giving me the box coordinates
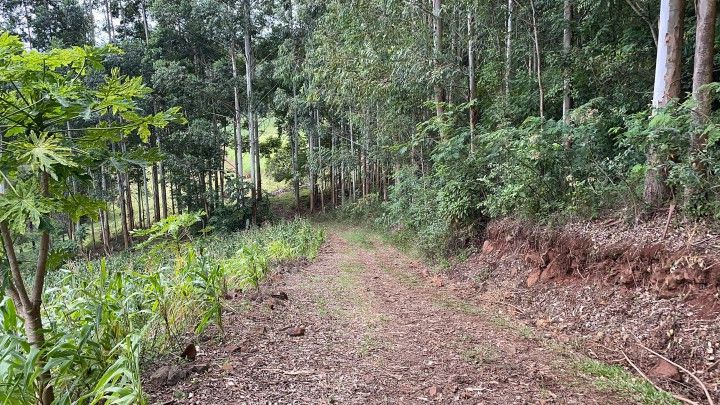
[0,33,182,404]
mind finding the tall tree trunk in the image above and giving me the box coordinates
[644,0,684,206]
[103,0,114,43]
[468,11,476,153]
[690,0,716,159]
[529,0,544,121]
[244,0,260,221]
[143,168,151,227]
[84,0,95,45]
[292,81,300,210]
[308,110,317,212]
[432,0,445,117]
[137,180,143,229]
[230,41,244,189]
[117,173,130,249]
[562,0,573,123]
[504,0,514,100]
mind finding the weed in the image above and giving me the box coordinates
[578,359,679,405]
[462,344,500,366]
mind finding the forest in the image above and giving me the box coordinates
[1,0,719,403]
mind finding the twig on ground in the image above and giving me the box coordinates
[662,204,676,240]
[634,339,715,405]
[620,349,699,405]
[474,297,525,314]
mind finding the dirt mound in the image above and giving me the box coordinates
[457,216,720,402]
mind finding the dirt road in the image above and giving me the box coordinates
[148,226,636,404]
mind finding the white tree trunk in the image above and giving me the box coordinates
[652,0,684,108]
[645,0,684,206]
[504,0,514,99]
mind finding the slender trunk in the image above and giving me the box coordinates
[562,0,573,123]
[140,0,150,44]
[467,11,476,153]
[158,134,168,218]
[292,81,300,210]
[529,0,544,121]
[143,169,151,227]
[230,41,244,189]
[137,179,144,228]
[331,127,336,207]
[432,0,445,117]
[691,0,716,145]
[350,113,356,201]
[244,0,259,223]
[103,0,114,43]
[644,0,684,206]
[308,111,316,212]
[687,0,716,197]
[117,172,130,249]
[504,0,514,100]
[84,0,95,45]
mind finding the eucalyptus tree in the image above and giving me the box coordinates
[644,0,684,206]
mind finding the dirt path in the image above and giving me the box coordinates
[148,226,634,404]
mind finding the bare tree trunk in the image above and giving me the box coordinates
[562,0,573,123]
[687,0,716,196]
[504,0,514,100]
[529,0,544,121]
[432,0,445,117]
[137,180,144,229]
[691,0,716,142]
[117,172,130,249]
[103,0,114,43]
[308,111,316,212]
[467,11,476,153]
[230,41,244,189]
[143,168,151,227]
[244,0,259,222]
[292,81,300,210]
[644,0,684,206]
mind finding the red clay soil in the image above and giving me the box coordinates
[455,216,720,403]
[145,227,635,404]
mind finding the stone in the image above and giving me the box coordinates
[648,359,680,380]
[150,365,170,385]
[166,365,188,386]
[527,269,542,287]
[287,327,306,337]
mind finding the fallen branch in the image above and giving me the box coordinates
[662,203,676,240]
[634,340,715,405]
[621,350,699,405]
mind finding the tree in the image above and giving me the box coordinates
[0,34,182,403]
[644,0,684,206]
[690,0,716,155]
[562,0,572,123]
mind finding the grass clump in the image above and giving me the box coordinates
[579,359,679,405]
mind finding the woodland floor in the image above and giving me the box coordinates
[147,224,642,404]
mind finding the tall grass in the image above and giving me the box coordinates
[0,219,324,404]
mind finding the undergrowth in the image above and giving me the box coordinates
[0,218,324,404]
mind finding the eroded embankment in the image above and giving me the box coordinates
[455,216,720,402]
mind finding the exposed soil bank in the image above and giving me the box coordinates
[456,216,720,402]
